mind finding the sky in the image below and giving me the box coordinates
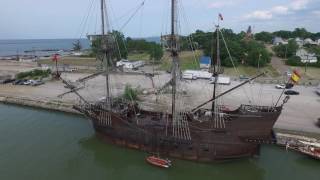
[0,0,319,39]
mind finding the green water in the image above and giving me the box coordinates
[0,104,318,180]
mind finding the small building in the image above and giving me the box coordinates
[273,37,288,45]
[296,49,318,63]
[200,56,211,69]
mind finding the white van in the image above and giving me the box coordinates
[182,73,197,80]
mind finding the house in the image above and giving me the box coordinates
[295,37,304,47]
[273,37,288,45]
[199,56,211,69]
[296,49,318,63]
[304,38,318,45]
[317,39,320,46]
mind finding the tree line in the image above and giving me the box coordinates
[89,31,163,63]
[255,28,320,44]
[180,29,271,68]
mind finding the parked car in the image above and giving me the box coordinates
[275,84,286,89]
[13,79,27,85]
[12,80,22,85]
[2,79,15,84]
[31,80,44,86]
[23,80,32,85]
[284,90,300,95]
[239,75,249,81]
[285,83,294,89]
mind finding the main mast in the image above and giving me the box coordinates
[171,0,178,120]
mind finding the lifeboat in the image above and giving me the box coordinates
[146,156,172,168]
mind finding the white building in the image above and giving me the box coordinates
[295,37,304,47]
[304,38,318,45]
[296,49,318,63]
[273,37,288,45]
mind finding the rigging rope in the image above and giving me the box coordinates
[219,29,254,104]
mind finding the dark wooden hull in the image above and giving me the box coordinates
[76,104,282,162]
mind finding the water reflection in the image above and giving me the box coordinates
[80,136,266,180]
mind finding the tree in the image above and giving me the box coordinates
[292,28,312,39]
[287,56,302,66]
[273,30,292,39]
[72,40,82,51]
[149,44,163,63]
[247,48,271,67]
[255,31,273,43]
[273,39,298,58]
[90,31,128,63]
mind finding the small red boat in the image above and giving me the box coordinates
[146,156,172,168]
[298,146,320,160]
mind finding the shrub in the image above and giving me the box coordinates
[123,84,139,101]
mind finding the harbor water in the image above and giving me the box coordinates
[0,103,318,180]
[0,39,90,56]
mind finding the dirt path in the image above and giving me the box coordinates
[266,45,290,75]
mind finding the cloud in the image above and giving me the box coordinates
[290,0,309,10]
[207,0,236,8]
[244,10,273,20]
[243,0,312,20]
[271,6,289,14]
[312,10,320,16]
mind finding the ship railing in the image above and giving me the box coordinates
[240,104,277,113]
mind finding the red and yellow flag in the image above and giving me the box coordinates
[291,69,301,84]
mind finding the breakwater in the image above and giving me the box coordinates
[0,95,79,114]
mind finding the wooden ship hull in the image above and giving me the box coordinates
[75,104,283,162]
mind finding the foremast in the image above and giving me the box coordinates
[100,0,114,126]
[212,23,221,112]
[100,0,113,110]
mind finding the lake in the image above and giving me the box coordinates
[0,104,318,180]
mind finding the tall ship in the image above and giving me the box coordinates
[64,0,289,162]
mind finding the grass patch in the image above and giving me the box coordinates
[38,57,98,66]
[16,69,51,80]
[128,53,150,61]
[223,65,279,77]
[160,50,202,71]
